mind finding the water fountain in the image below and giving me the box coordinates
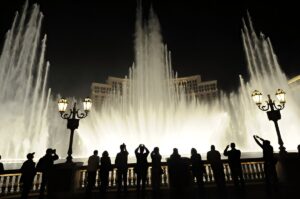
[0,3,299,161]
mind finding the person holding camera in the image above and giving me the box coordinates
[36,148,59,199]
[253,135,278,191]
[135,144,149,193]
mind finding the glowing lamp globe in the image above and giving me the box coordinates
[58,98,68,113]
[275,89,286,104]
[251,90,262,105]
[83,97,92,112]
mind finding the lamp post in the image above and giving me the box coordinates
[58,97,92,163]
[251,89,287,156]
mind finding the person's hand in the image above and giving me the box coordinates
[226,145,229,148]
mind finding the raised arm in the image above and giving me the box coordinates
[135,146,139,156]
[223,145,229,156]
[145,147,150,156]
[253,135,263,148]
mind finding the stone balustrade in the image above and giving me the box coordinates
[0,158,264,196]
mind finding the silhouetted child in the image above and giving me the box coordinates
[0,155,4,173]
[207,145,226,192]
[20,153,36,199]
[224,143,245,189]
[100,150,112,193]
[36,148,59,199]
[86,150,100,193]
[253,135,278,192]
[135,144,149,193]
[191,148,206,192]
[151,147,162,195]
[115,143,129,193]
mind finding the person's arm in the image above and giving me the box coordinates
[223,145,229,156]
[135,146,139,156]
[145,147,150,156]
[253,135,263,148]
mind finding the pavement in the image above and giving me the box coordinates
[2,182,298,199]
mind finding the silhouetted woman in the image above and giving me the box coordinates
[100,151,112,193]
[151,147,162,194]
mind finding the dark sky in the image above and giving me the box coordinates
[1,0,300,97]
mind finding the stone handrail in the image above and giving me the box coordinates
[0,158,265,196]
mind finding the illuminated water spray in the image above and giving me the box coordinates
[0,4,299,160]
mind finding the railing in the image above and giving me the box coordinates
[0,158,264,196]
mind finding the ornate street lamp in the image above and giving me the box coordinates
[251,89,287,155]
[58,97,92,163]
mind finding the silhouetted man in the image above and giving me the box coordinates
[100,150,112,193]
[86,150,100,193]
[253,135,278,191]
[224,143,245,188]
[191,148,205,191]
[36,148,59,199]
[151,147,162,194]
[207,145,226,191]
[135,144,149,193]
[20,153,36,199]
[115,143,129,193]
[0,155,4,173]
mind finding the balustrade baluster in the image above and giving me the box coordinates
[207,165,213,182]
[13,175,20,193]
[224,164,231,182]
[2,176,7,194]
[96,170,100,188]
[147,167,151,186]
[128,169,132,186]
[7,176,13,194]
[250,163,256,180]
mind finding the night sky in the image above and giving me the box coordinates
[0,0,300,97]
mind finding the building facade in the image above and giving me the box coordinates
[91,75,218,110]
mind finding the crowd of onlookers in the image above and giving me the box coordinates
[0,135,300,199]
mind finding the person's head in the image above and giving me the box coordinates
[0,155,1,160]
[173,148,178,155]
[263,140,270,146]
[120,143,126,151]
[27,152,35,160]
[93,150,98,156]
[211,145,215,151]
[46,148,53,155]
[102,151,109,157]
[140,144,145,153]
[191,148,197,155]
[154,147,159,154]
[230,143,236,149]
[297,145,300,152]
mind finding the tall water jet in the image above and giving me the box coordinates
[0,2,52,159]
[79,8,300,157]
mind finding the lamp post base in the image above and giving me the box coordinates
[47,162,83,199]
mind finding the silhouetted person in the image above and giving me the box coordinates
[151,147,162,195]
[135,144,149,193]
[168,148,182,189]
[20,153,36,199]
[0,155,4,174]
[191,148,205,192]
[207,145,226,192]
[298,145,300,157]
[224,143,245,189]
[168,148,193,198]
[36,148,59,199]
[86,150,100,194]
[253,135,278,191]
[115,143,129,193]
[100,151,112,193]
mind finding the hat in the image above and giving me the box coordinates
[27,152,35,159]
